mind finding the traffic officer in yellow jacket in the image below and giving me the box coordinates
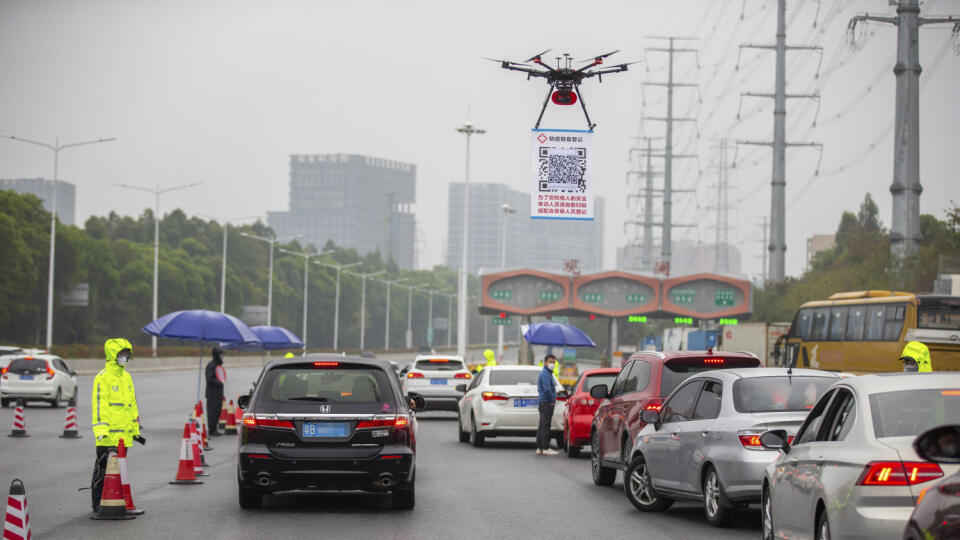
[899,340,933,372]
[90,338,144,512]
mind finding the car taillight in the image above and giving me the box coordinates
[407,372,424,379]
[644,398,664,411]
[313,361,339,368]
[857,461,944,486]
[481,391,508,401]
[46,366,55,380]
[579,398,595,406]
[738,430,767,450]
[704,358,725,365]
[0,367,7,379]
[241,415,295,429]
[454,373,471,379]
[356,415,409,429]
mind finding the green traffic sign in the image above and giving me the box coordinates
[581,293,603,303]
[490,289,512,300]
[628,315,648,323]
[492,317,513,326]
[671,288,696,304]
[538,290,562,301]
[715,289,736,306]
[625,293,647,304]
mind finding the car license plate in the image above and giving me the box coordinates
[301,422,349,438]
[430,378,446,385]
[514,398,538,408]
[20,374,34,381]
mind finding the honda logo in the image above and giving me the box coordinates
[318,404,331,413]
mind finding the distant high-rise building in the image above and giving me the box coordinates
[0,178,76,225]
[268,154,416,268]
[446,182,604,274]
[806,234,836,270]
[617,239,742,277]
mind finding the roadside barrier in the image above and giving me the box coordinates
[169,423,202,485]
[90,450,135,520]
[8,403,28,438]
[218,397,227,432]
[224,400,238,435]
[3,479,31,540]
[188,421,209,476]
[116,439,144,516]
[59,406,81,439]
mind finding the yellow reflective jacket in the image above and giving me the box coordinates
[91,339,141,446]
[900,341,933,372]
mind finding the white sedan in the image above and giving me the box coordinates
[1,353,79,407]
[456,365,567,448]
[401,355,472,411]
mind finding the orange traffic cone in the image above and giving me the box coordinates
[189,421,209,476]
[218,397,227,432]
[169,423,202,485]
[200,416,211,451]
[224,400,238,435]
[3,479,31,540]
[8,401,28,438]
[117,439,144,515]
[59,406,82,438]
[91,449,136,520]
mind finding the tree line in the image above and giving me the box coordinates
[0,190,483,352]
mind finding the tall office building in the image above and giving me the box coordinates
[0,178,76,225]
[268,154,416,268]
[446,182,604,274]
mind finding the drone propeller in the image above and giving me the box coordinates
[525,49,552,63]
[483,57,534,68]
[579,49,621,64]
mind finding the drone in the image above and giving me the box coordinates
[486,49,637,130]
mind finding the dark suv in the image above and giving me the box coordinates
[237,355,425,510]
[589,351,761,486]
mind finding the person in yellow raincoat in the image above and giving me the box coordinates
[899,341,933,372]
[478,349,498,372]
[90,338,144,512]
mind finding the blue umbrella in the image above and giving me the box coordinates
[523,321,596,348]
[222,325,304,352]
[142,309,261,401]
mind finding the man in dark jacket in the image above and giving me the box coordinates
[205,347,226,436]
[536,354,558,455]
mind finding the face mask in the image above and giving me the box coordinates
[116,353,130,367]
[546,363,555,371]
[903,362,918,372]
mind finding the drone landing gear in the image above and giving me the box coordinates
[532,83,596,131]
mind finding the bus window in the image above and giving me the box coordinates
[866,304,885,341]
[794,308,813,340]
[812,308,830,340]
[883,304,905,341]
[829,307,848,341]
[918,300,960,330]
[846,305,865,341]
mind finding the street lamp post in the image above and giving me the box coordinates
[455,121,485,358]
[240,232,300,328]
[348,270,385,351]
[199,214,258,313]
[498,203,517,358]
[315,260,361,350]
[1,134,115,349]
[116,181,202,356]
[447,293,453,347]
[405,285,414,349]
[278,248,332,350]
[382,278,407,351]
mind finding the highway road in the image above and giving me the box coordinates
[0,364,761,539]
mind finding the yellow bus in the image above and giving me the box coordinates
[778,291,960,373]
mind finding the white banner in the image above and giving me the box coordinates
[530,129,594,220]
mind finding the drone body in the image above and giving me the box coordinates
[488,49,636,130]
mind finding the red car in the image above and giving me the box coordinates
[562,367,621,457]
[589,350,762,486]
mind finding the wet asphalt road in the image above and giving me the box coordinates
[0,366,761,539]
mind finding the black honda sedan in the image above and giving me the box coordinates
[236,355,424,510]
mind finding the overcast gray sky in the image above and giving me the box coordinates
[1,0,957,279]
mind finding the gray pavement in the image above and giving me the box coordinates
[0,364,759,539]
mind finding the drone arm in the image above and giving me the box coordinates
[574,84,596,131]
[534,83,556,130]
[502,64,550,78]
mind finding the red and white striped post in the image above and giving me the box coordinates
[59,406,82,438]
[8,402,28,438]
[3,478,31,540]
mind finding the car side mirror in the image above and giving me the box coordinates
[589,384,609,400]
[407,392,426,412]
[557,389,569,400]
[914,425,960,463]
[760,429,790,453]
[69,369,76,376]
[455,384,467,393]
[640,409,660,425]
[237,394,250,410]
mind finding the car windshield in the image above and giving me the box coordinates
[257,366,396,413]
[414,359,464,371]
[869,388,960,438]
[7,359,48,374]
[489,370,540,386]
[733,376,837,413]
[582,374,618,394]
[660,357,760,396]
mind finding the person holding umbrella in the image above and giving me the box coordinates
[205,347,226,436]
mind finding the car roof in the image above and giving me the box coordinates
[579,367,621,375]
[484,365,541,371]
[833,372,960,394]
[413,354,464,361]
[262,353,389,371]
[8,353,57,361]
[628,350,760,363]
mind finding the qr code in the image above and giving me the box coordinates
[538,147,586,192]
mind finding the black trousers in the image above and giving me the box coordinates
[537,401,555,450]
[91,445,114,511]
[206,394,223,433]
